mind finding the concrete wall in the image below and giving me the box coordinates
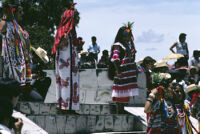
[44,69,146,105]
[17,102,141,134]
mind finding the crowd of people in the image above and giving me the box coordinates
[0,0,200,133]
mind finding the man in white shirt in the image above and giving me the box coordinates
[88,36,100,61]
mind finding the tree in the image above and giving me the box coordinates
[20,0,79,69]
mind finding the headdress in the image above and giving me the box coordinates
[52,3,76,55]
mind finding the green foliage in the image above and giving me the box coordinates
[20,0,79,69]
[123,21,134,30]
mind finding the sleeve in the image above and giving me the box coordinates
[111,45,120,62]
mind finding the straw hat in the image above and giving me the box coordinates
[31,47,49,63]
[154,60,168,68]
[159,73,171,79]
[185,84,200,94]
[79,51,87,55]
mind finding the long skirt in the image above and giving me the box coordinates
[55,41,79,110]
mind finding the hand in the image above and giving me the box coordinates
[116,72,122,77]
[14,118,23,134]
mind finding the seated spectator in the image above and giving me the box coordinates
[77,37,85,53]
[87,52,96,68]
[79,51,88,69]
[97,50,109,68]
[25,47,51,102]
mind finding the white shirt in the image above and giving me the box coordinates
[0,124,12,134]
[176,42,188,56]
[88,43,100,53]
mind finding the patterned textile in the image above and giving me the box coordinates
[111,42,138,102]
[175,104,194,134]
[1,21,32,85]
[52,4,76,55]
[147,99,181,134]
[55,33,79,110]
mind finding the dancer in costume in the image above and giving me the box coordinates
[109,25,138,114]
[52,3,80,112]
[0,1,32,88]
[185,84,200,133]
[144,74,182,134]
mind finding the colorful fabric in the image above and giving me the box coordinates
[111,42,138,102]
[52,4,76,55]
[55,33,79,110]
[175,104,194,134]
[1,21,32,85]
[147,99,181,134]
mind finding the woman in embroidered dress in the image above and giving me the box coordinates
[52,3,80,113]
[110,26,138,114]
[0,2,32,88]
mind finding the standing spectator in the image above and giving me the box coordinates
[88,36,100,62]
[52,3,80,113]
[0,2,32,93]
[110,26,138,114]
[97,50,109,68]
[170,33,189,66]
[77,37,85,53]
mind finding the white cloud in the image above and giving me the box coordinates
[75,0,200,62]
[136,29,164,43]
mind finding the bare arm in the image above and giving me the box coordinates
[144,88,158,113]
[185,42,189,58]
[170,42,177,53]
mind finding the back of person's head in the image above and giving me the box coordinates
[0,97,13,124]
[193,50,199,57]
[179,33,186,40]
[0,78,21,99]
[102,50,108,56]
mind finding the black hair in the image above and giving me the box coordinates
[193,50,199,57]
[179,33,186,40]
[0,97,13,123]
[172,83,186,102]
[0,78,21,99]
[140,56,156,68]
[91,36,96,41]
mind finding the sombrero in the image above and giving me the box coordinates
[154,60,168,68]
[159,73,171,79]
[185,84,200,94]
[32,47,49,63]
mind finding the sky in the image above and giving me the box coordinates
[74,0,200,62]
